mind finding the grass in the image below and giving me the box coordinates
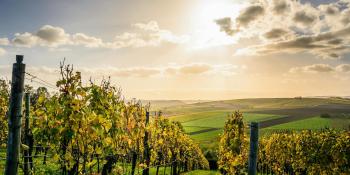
[170,110,231,123]
[173,111,283,129]
[183,126,213,133]
[171,111,283,147]
[183,170,221,175]
[163,97,350,116]
[190,129,222,142]
[266,116,332,130]
[181,113,283,130]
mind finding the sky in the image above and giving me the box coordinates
[1,0,350,100]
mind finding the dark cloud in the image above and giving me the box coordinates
[328,53,339,58]
[293,11,317,25]
[269,37,325,50]
[247,26,350,59]
[36,25,68,43]
[236,5,264,26]
[263,28,288,39]
[273,0,289,14]
[215,17,238,36]
[325,5,339,15]
[327,38,342,45]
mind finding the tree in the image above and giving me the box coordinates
[218,111,248,175]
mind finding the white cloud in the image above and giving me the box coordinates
[105,21,189,49]
[12,32,38,47]
[0,38,9,46]
[72,33,103,48]
[336,64,350,72]
[0,63,243,81]
[289,64,350,75]
[289,64,335,74]
[0,48,6,56]
[178,64,212,75]
[8,22,188,50]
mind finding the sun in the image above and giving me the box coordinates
[188,0,244,49]
[194,0,241,23]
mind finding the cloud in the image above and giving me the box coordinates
[36,25,70,46]
[289,64,334,74]
[236,25,350,59]
[336,64,350,72]
[133,21,160,32]
[263,28,289,39]
[272,0,289,14]
[104,21,188,49]
[12,63,243,80]
[8,21,188,49]
[214,4,265,36]
[319,4,340,15]
[0,48,6,56]
[289,64,350,74]
[83,67,162,78]
[0,38,9,46]
[293,11,317,26]
[164,63,244,76]
[304,64,334,73]
[12,32,38,47]
[217,0,350,59]
[214,17,238,36]
[178,64,212,75]
[72,33,103,48]
[236,5,265,27]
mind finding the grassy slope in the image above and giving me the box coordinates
[182,113,282,128]
[266,116,331,130]
[164,97,350,116]
[165,98,350,148]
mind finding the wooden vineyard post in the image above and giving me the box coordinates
[248,122,259,175]
[142,111,150,175]
[5,55,26,175]
[24,92,31,175]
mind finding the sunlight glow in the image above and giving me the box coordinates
[188,0,243,49]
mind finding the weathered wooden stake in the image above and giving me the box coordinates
[5,55,26,175]
[248,122,259,175]
[142,111,150,175]
[24,92,30,175]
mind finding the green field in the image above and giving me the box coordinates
[165,98,350,148]
[163,97,350,116]
[172,111,283,145]
[267,116,331,130]
[182,113,282,128]
[183,170,221,175]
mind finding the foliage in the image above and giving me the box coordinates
[258,129,350,175]
[0,79,9,146]
[1,62,208,174]
[218,111,248,174]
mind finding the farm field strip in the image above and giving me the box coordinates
[264,116,345,130]
[177,112,283,132]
